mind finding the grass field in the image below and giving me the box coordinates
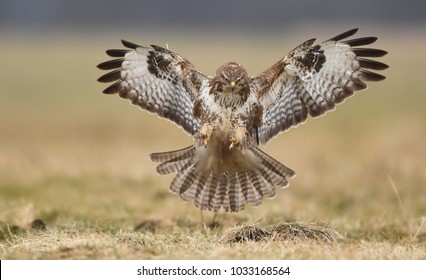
[1,29,425,259]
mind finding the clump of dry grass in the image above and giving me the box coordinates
[219,224,271,243]
[220,221,341,244]
[268,222,341,243]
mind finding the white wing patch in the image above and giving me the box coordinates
[98,41,206,135]
[253,28,388,144]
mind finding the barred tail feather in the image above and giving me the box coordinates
[193,172,208,207]
[228,171,244,212]
[150,146,196,175]
[200,172,218,211]
[239,171,261,207]
[168,162,194,194]
[214,173,230,211]
[150,145,196,163]
[150,146,295,212]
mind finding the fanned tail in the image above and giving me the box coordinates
[149,146,295,212]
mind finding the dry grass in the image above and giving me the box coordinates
[1,30,426,259]
[220,222,341,244]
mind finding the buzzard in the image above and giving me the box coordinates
[97,28,388,212]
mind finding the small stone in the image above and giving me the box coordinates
[31,219,46,230]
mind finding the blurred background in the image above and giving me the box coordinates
[1,0,425,227]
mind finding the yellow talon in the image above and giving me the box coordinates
[200,133,209,147]
[229,137,238,150]
[199,124,213,147]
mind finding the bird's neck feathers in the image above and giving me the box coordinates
[210,79,250,108]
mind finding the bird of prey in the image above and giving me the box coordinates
[97,28,388,212]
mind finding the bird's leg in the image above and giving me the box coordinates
[211,212,218,226]
[229,126,248,150]
[200,210,219,232]
[198,123,213,147]
[200,209,208,233]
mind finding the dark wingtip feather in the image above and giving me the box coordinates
[352,79,368,91]
[343,36,378,47]
[328,28,359,42]
[102,81,122,94]
[97,58,124,70]
[97,69,121,83]
[353,48,388,57]
[360,69,387,81]
[121,40,142,49]
[357,58,389,70]
[106,49,128,57]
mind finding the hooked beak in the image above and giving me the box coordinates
[230,81,236,91]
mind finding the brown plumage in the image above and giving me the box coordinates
[97,28,388,212]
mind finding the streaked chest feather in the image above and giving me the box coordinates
[198,89,248,126]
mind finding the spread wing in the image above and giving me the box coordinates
[252,28,388,145]
[97,41,207,135]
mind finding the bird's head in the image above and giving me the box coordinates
[215,62,250,96]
